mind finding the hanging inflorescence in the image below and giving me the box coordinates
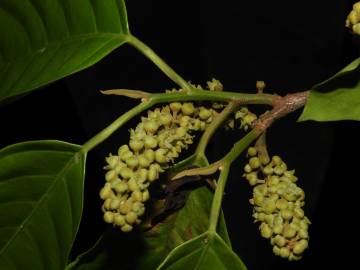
[243,147,311,260]
[346,2,360,35]
[100,101,216,232]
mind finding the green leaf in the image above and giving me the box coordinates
[0,0,129,104]
[0,140,86,270]
[298,58,360,121]
[138,186,231,269]
[157,232,247,270]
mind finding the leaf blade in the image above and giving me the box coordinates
[0,140,86,270]
[0,0,129,104]
[298,58,360,122]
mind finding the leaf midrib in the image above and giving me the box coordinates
[0,150,82,257]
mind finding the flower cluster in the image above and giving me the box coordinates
[100,102,215,232]
[346,2,360,35]
[243,147,310,260]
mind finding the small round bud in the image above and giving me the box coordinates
[103,212,114,223]
[138,155,150,168]
[113,181,128,194]
[263,199,276,214]
[273,235,286,247]
[110,198,121,210]
[279,247,290,258]
[126,156,139,169]
[144,149,155,163]
[272,156,282,166]
[142,190,150,202]
[119,200,133,214]
[262,165,273,175]
[247,147,257,156]
[103,198,112,210]
[249,157,261,169]
[253,194,264,206]
[273,224,283,234]
[129,140,144,152]
[155,148,168,163]
[144,136,158,149]
[160,113,173,126]
[275,198,288,210]
[283,225,297,238]
[128,178,140,192]
[121,224,133,232]
[293,239,308,255]
[243,113,257,125]
[294,208,304,219]
[260,223,273,238]
[106,155,119,169]
[169,102,182,113]
[119,150,134,162]
[273,246,280,256]
[119,167,134,179]
[199,108,212,120]
[125,211,138,224]
[244,164,252,173]
[118,145,130,156]
[268,175,280,186]
[105,170,117,182]
[298,228,309,239]
[181,103,195,115]
[280,209,293,220]
[144,120,159,134]
[132,190,143,202]
[114,214,125,226]
[100,186,112,199]
[148,165,159,182]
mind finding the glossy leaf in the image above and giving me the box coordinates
[0,0,129,104]
[138,186,231,269]
[157,232,247,270]
[67,186,231,270]
[298,58,360,121]
[0,140,86,270]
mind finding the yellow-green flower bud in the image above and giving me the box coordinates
[293,239,308,255]
[273,224,283,234]
[138,155,150,168]
[268,175,280,186]
[118,145,130,156]
[119,167,134,179]
[113,181,128,194]
[249,157,261,169]
[148,165,159,182]
[199,108,212,120]
[129,140,144,152]
[294,208,304,219]
[275,198,288,210]
[121,224,133,232]
[298,228,309,239]
[128,178,140,192]
[263,199,276,214]
[160,113,173,126]
[110,198,121,210]
[244,164,252,173]
[126,156,139,169]
[142,190,150,202]
[280,209,293,220]
[247,147,257,157]
[181,102,195,115]
[260,223,273,238]
[263,165,273,175]
[155,148,168,163]
[169,102,182,113]
[114,214,125,226]
[103,212,114,223]
[144,136,158,149]
[119,200,133,214]
[132,190,143,202]
[144,120,159,134]
[273,235,286,247]
[100,186,113,199]
[103,198,112,210]
[106,155,119,169]
[283,225,297,238]
[125,211,138,224]
[105,170,117,182]
[144,149,155,163]
[279,247,290,258]
[272,156,282,166]
[119,150,134,162]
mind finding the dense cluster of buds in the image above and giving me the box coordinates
[243,147,311,260]
[100,102,216,232]
[346,2,360,35]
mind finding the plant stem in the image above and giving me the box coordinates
[81,100,153,153]
[195,102,239,157]
[127,35,192,91]
[208,163,230,232]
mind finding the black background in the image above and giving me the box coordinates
[1,0,359,269]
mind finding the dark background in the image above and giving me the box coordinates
[0,0,359,269]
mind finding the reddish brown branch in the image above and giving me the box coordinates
[254,91,309,132]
